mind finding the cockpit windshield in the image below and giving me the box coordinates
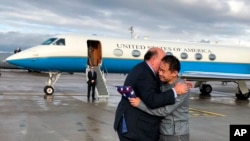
[41,38,65,46]
[54,38,65,46]
[41,38,57,45]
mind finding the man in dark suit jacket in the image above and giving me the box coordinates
[114,47,188,141]
[87,66,97,101]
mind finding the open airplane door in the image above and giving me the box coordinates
[86,40,109,100]
[87,40,102,67]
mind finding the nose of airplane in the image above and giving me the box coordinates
[5,46,42,69]
[5,52,25,66]
[6,54,17,62]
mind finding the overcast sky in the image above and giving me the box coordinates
[1,0,250,51]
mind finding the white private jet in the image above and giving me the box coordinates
[5,34,250,100]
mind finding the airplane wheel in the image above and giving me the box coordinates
[200,84,212,94]
[235,90,250,100]
[44,86,54,95]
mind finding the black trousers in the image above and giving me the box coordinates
[87,84,95,99]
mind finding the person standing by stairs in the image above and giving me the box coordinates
[87,66,97,101]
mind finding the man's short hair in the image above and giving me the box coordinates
[161,55,180,72]
[144,49,158,61]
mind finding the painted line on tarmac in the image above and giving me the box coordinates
[189,107,226,117]
[2,92,44,95]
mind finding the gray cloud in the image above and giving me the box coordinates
[1,0,250,51]
[0,32,51,51]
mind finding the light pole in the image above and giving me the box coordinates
[129,26,134,39]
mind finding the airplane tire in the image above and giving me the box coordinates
[200,84,212,94]
[235,91,250,100]
[44,86,54,95]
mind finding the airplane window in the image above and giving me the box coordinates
[113,49,123,57]
[132,50,141,57]
[41,38,57,45]
[195,53,202,60]
[180,52,188,59]
[166,52,173,55]
[209,54,216,61]
[54,39,65,46]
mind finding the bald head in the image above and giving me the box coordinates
[144,47,166,73]
[144,47,165,61]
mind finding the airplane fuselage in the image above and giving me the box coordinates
[5,34,250,98]
[5,34,250,75]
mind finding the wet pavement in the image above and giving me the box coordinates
[0,69,250,141]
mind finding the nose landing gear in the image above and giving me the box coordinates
[44,72,61,95]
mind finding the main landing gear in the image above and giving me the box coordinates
[44,72,61,95]
[196,81,250,100]
[199,84,212,95]
[235,89,250,100]
[235,81,250,100]
[195,82,212,95]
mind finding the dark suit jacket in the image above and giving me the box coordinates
[114,61,175,141]
[87,71,97,85]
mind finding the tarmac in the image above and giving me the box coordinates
[0,69,250,141]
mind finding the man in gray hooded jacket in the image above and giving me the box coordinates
[129,55,190,141]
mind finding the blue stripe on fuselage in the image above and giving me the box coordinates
[8,57,88,72]
[180,62,250,74]
[7,57,142,73]
[7,57,250,74]
[101,58,141,73]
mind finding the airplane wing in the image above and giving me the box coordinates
[180,71,250,81]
